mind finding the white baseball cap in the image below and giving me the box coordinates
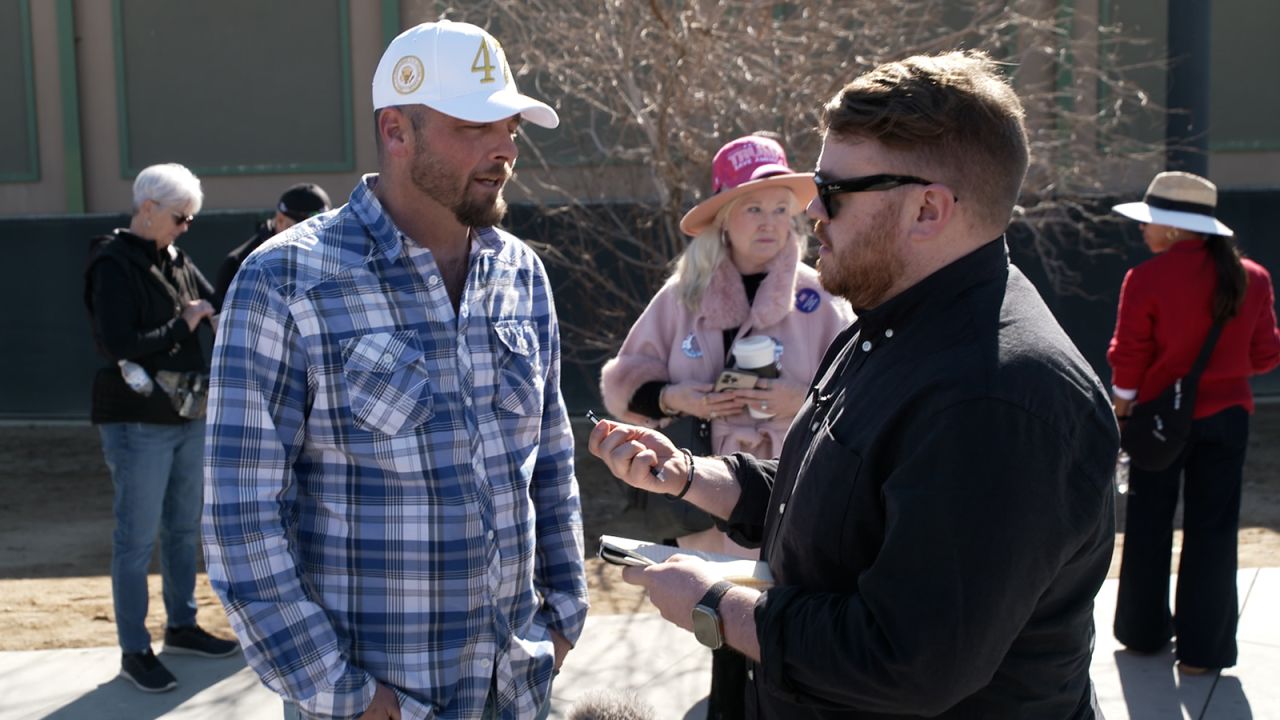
[372,20,559,129]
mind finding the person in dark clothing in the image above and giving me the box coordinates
[588,51,1118,719]
[212,182,331,306]
[84,163,238,693]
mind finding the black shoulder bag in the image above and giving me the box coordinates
[1121,321,1224,472]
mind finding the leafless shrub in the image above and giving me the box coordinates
[406,0,1166,363]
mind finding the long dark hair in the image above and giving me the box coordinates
[1205,234,1247,322]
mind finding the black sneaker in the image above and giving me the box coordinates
[163,624,240,658]
[120,648,178,693]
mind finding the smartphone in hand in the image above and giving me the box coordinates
[713,369,758,392]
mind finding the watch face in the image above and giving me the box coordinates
[691,606,724,649]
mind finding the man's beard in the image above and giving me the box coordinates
[409,138,510,228]
[816,201,904,310]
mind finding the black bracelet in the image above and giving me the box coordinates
[673,447,695,499]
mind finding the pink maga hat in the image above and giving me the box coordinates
[679,136,817,237]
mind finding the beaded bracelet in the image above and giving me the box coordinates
[673,447,695,499]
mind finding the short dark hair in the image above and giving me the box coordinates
[373,105,429,162]
[820,50,1029,230]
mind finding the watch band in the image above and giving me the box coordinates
[698,580,734,613]
[692,580,735,650]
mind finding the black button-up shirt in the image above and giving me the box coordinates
[725,239,1118,719]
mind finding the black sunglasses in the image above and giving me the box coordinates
[813,173,955,218]
[171,212,195,227]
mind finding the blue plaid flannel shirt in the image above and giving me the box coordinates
[203,176,588,720]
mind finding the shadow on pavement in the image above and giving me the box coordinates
[43,652,248,720]
[1113,647,1218,720]
[1206,675,1254,719]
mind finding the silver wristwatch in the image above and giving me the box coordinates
[691,580,734,650]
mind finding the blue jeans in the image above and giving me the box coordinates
[99,420,206,653]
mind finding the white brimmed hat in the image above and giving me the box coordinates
[679,136,816,237]
[372,20,559,129]
[1113,171,1234,237]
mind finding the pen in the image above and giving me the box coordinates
[586,410,665,479]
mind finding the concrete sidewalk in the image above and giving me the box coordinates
[1,569,1275,719]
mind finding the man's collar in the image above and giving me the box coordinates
[350,174,505,261]
[856,236,1009,336]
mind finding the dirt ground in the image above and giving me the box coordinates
[2,405,1278,651]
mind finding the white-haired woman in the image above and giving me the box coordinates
[84,163,237,692]
[601,135,853,555]
[1109,171,1280,674]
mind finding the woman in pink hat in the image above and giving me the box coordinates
[1108,171,1280,675]
[600,133,852,720]
[601,135,853,556]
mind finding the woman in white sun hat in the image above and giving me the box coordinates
[1108,171,1280,675]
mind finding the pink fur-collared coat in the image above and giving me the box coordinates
[600,240,854,458]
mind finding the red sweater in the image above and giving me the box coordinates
[1108,240,1280,417]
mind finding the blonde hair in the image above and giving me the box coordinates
[671,190,803,311]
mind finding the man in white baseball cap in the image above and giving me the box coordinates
[204,19,586,720]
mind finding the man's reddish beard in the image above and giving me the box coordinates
[815,201,904,311]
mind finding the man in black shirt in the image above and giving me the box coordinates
[212,183,330,306]
[589,51,1117,719]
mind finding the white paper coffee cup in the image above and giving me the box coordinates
[732,336,776,373]
[732,336,778,420]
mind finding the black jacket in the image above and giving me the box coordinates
[725,239,1118,719]
[213,218,276,308]
[85,229,216,424]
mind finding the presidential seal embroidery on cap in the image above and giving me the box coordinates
[392,56,425,95]
[795,288,821,313]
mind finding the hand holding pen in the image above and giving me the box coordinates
[586,410,668,482]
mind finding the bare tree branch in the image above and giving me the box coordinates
[406,0,1165,364]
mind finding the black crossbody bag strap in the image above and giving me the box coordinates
[1184,320,1226,388]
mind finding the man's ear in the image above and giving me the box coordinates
[377,107,414,159]
[909,185,957,241]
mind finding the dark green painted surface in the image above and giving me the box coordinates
[0,0,38,182]
[0,194,1276,420]
[112,0,353,176]
[56,0,85,212]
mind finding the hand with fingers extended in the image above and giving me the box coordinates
[731,376,809,421]
[587,417,686,493]
[662,381,746,421]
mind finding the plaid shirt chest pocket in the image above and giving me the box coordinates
[493,319,544,422]
[340,330,436,436]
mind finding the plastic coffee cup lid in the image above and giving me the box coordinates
[733,336,776,369]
